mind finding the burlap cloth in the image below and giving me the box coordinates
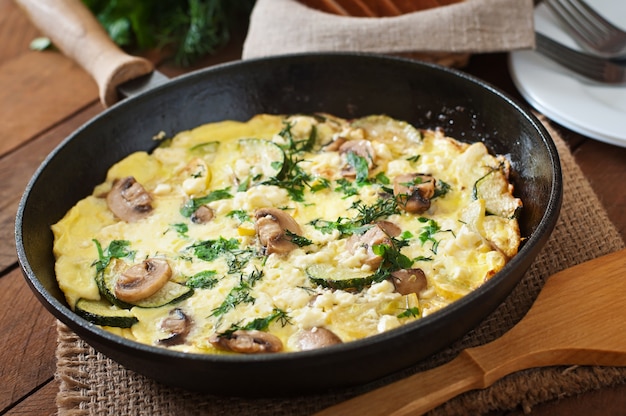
[242,0,536,66]
[55,115,625,415]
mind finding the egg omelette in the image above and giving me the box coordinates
[52,113,522,354]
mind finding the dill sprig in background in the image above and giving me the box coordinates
[82,0,256,66]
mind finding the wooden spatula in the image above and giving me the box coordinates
[314,248,626,416]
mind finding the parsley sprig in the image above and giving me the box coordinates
[189,236,255,273]
[92,239,135,274]
[180,188,232,217]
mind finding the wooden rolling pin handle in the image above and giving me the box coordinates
[15,0,154,107]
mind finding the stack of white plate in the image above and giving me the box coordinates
[509,0,626,147]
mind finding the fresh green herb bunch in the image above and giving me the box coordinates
[82,0,256,66]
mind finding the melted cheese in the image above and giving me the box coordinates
[52,114,522,354]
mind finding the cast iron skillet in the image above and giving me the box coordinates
[15,52,562,396]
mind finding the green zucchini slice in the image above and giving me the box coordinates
[97,268,194,309]
[75,298,138,328]
[306,264,385,292]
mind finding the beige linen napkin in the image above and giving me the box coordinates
[242,0,535,61]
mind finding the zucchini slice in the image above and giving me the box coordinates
[351,115,422,154]
[132,281,194,308]
[306,264,385,291]
[97,268,194,309]
[237,138,286,181]
[75,298,138,328]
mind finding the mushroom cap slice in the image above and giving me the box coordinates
[115,258,172,303]
[346,221,401,269]
[106,176,153,222]
[390,268,427,295]
[191,205,214,224]
[209,330,283,354]
[297,327,343,351]
[254,207,303,255]
[393,173,436,214]
[158,308,192,346]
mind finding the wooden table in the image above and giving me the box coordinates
[1,0,625,414]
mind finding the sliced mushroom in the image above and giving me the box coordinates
[346,221,401,269]
[115,258,172,303]
[191,205,214,224]
[254,207,303,255]
[106,176,153,222]
[339,139,375,177]
[158,308,192,346]
[209,330,283,354]
[323,136,347,151]
[390,268,427,296]
[296,327,342,351]
[393,173,436,214]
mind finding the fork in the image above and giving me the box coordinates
[544,0,626,59]
[534,32,626,84]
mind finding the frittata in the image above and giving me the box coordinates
[52,113,522,354]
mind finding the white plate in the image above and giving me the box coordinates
[509,0,626,147]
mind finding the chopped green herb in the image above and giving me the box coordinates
[372,241,413,272]
[351,198,399,226]
[180,188,232,217]
[170,222,189,237]
[310,198,398,237]
[397,307,420,319]
[190,236,240,262]
[334,178,358,197]
[285,230,313,247]
[226,210,250,223]
[433,180,451,199]
[190,236,256,274]
[400,230,414,240]
[210,280,255,318]
[186,270,219,289]
[92,239,135,274]
[310,177,331,193]
[30,37,52,51]
[373,171,391,185]
[417,217,455,254]
[346,152,370,185]
[210,268,264,318]
[219,308,292,337]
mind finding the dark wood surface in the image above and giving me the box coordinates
[1,0,625,414]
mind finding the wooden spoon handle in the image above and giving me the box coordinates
[314,351,486,415]
[15,0,154,107]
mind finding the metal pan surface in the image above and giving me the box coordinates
[15,53,562,396]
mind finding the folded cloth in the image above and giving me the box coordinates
[242,0,536,61]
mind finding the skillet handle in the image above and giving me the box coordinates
[15,0,154,108]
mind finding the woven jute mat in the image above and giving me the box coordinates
[56,115,625,415]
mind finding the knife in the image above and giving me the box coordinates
[15,0,169,108]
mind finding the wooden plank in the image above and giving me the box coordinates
[572,140,626,240]
[4,379,58,416]
[0,51,98,157]
[0,0,39,64]
[0,103,102,271]
[0,269,57,412]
